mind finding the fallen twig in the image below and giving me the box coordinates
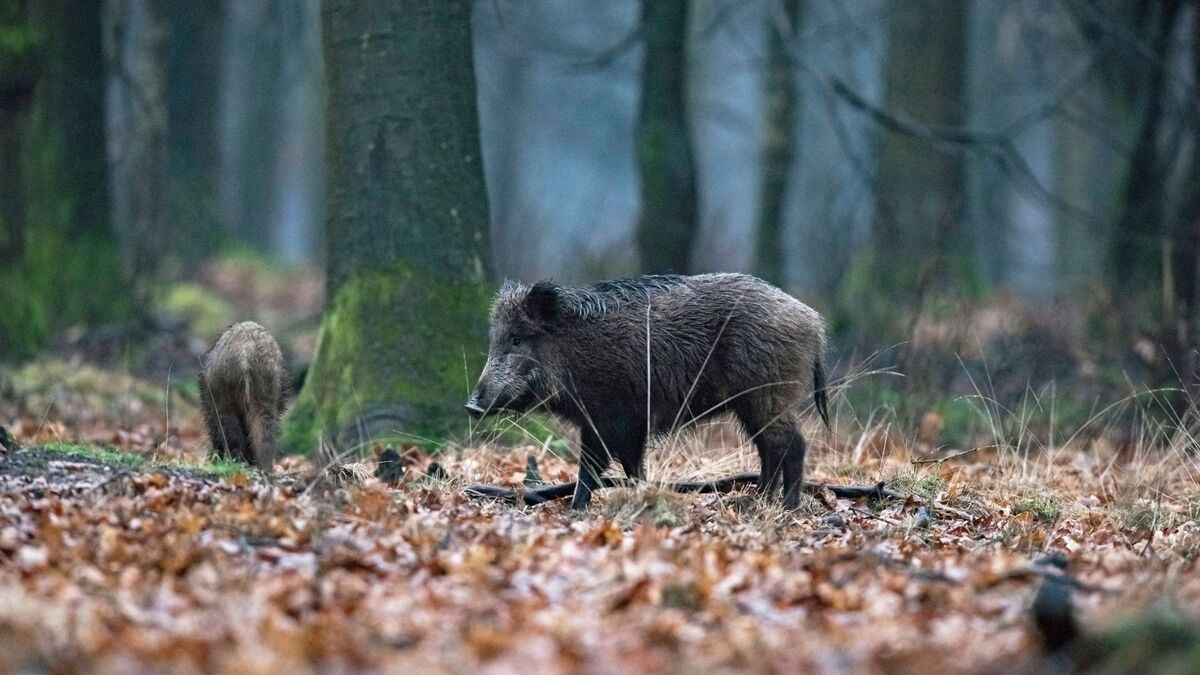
[463,474,906,507]
[850,506,901,525]
[911,446,987,465]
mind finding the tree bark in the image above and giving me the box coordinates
[756,0,799,285]
[0,0,130,359]
[102,0,168,308]
[686,0,767,273]
[637,0,696,274]
[283,0,492,452]
[473,0,642,283]
[873,0,968,303]
[163,0,224,260]
[0,0,37,264]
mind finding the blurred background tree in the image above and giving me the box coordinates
[1,0,130,358]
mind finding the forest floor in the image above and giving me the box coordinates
[2,259,1198,672]
[1,359,1199,674]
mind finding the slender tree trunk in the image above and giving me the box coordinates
[637,0,696,274]
[1111,51,1169,297]
[1161,4,1200,395]
[102,0,168,308]
[1,0,130,359]
[873,0,968,300]
[219,0,284,253]
[0,0,37,264]
[284,0,492,452]
[779,0,886,299]
[474,0,642,283]
[757,0,799,285]
[269,0,323,264]
[688,0,767,273]
[163,0,224,260]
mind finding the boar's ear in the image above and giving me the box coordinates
[525,281,560,325]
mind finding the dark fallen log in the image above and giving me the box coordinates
[462,474,904,506]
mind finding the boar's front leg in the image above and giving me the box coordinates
[571,426,611,510]
[570,422,646,510]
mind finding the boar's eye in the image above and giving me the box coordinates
[511,337,523,347]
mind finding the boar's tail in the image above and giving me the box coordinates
[813,357,830,430]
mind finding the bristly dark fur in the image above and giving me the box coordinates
[471,273,828,510]
[199,321,288,472]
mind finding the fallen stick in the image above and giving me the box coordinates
[463,474,904,506]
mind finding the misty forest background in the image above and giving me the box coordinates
[3,0,1200,454]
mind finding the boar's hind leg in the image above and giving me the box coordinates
[740,409,807,508]
[777,427,808,509]
[210,410,247,464]
[734,406,782,499]
[247,404,278,473]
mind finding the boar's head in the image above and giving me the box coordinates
[466,281,564,418]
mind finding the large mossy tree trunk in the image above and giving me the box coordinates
[283,0,492,454]
[0,0,130,360]
[637,0,696,274]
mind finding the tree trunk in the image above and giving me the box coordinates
[102,0,167,308]
[268,0,323,264]
[284,0,492,452]
[163,0,224,260]
[0,0,130,359]
[0,0,37,264]
[637,0,696,274]
[756,0,799,285]
[778,0,886,299]
[873,0,968,302]
[687,0,767,273]
[473,0,642,283]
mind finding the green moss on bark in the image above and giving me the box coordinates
[282,260,490,453]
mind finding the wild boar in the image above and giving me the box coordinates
[466,273,828,510]
[199,321,288,472]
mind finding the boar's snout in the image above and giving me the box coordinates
[465,384,491,419]
[464,397,486,419]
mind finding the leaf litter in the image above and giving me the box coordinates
[1,372,1199,672]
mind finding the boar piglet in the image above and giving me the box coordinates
[199,321,289,472]
[466,273,828,510]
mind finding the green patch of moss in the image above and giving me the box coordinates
[0,230,130,362]
[157,283,234,340]
[882,469,945,503]
[650,494,689,528]
[41,442,147,469]
[39,442,250,479]
[660,582,705,612]
[1011,496,1060,523]
[1117,501,1174,533]
[1089,609,1200,672]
